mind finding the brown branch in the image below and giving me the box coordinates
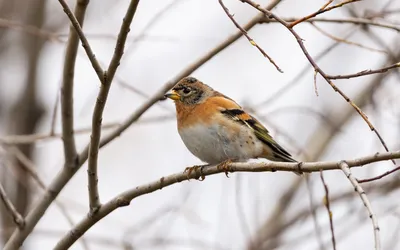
[358,165,400,183]
[60,0,89,169]
[0,182,24,229]
[240,0,394,163]
[320,171,336,250]
[54,150,400,249]
[87,0,141,212]
[339,162,381,250]
[50,87,61,136]
[326,62,400,79]
[260,17,400,33]
[58,0,104,80]
[218,0,283,73]
[288,0,361,27]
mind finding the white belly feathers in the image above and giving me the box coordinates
[178,123,263,164]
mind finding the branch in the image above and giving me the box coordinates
[357,165,400,183]
[58,0,104,79]
[218,0,283,73]
[288,0,361,27]
[339,162,381,250]
[326,62,400,79]
[87,0,141,212]
[240,0,394,162]
[60,0,89,169]
[54,151,400,249]
[0,182,25,229]
[260,17,400,33]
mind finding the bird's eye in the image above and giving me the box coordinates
[182,88,192,95]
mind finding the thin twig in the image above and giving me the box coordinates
[60,0,91,170]
[260,17,400,33]
[0,182,25,229]
[50,86,61,136]
[358,165,400,183]
[320,170,336,250]
[327,62,400,79]
[313,69,319,96]
[288,0,361,27]
[218,0,283,73]
[339,162,381,250]
[0,123,120,145]
[58,0,104,79]
[240,0,394,163]
[54,150,400,249]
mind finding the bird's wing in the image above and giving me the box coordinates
[209,96,296,162]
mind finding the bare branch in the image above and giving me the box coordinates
[218,0,283,73]
[0,182,24,229]
[87,0,141,212]
[260,17,400,33]
[58,0,104,79]
[326,62,400,79]
[54,151,400,249]
[358,165,400,183]
[288,0,361,27]
[60,0,90,169]
[339,162,381,250]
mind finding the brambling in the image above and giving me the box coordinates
[165,76,298,175]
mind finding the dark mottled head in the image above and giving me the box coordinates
[164,77,214,105]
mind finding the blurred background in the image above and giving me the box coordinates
[0,0,399,249]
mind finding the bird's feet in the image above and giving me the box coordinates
[184,164,209,181]
[217,159,233,178]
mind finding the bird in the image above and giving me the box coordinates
[164,76,299,176]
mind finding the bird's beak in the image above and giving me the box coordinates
[164,90,181,101]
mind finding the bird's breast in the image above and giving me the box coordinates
[178,119,264,164]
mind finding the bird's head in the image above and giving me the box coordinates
[164,77,213,105]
